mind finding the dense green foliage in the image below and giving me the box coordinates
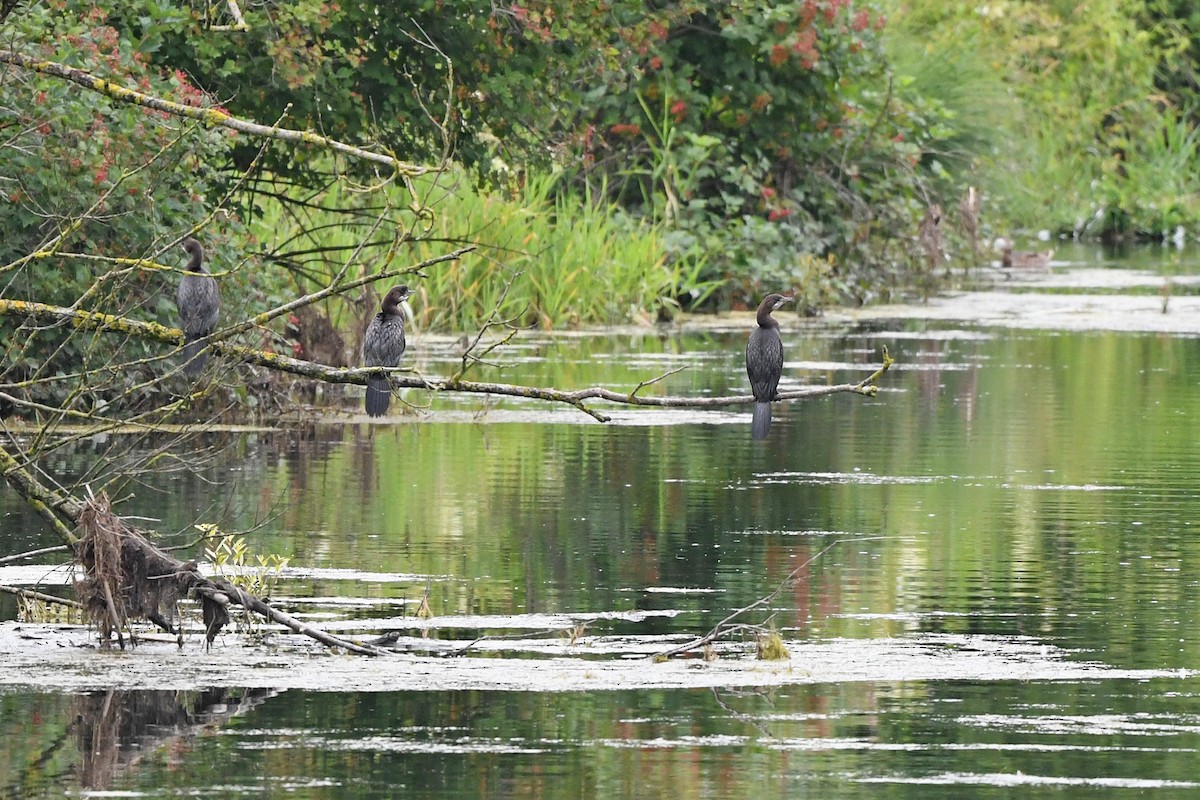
[3,0,1200,359]
[0,6,225,268]
[567,1,917,304]
[1140,0,1200,120]
[136,0,927,306]
[887,0,1200,242]
[402,172,722,330]
[0,3,257,410]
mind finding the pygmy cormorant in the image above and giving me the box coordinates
[177,238,221,376]
[746,293,793,440]
[363,285,413,417]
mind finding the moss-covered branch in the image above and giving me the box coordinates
[0,297,892,423]
[0,441,81,544]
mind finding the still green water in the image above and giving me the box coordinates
[3,249,1200,797]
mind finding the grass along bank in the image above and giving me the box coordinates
[250,168,720,340]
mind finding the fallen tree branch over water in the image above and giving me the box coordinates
[0,297,892,423]
[0,443,385,655]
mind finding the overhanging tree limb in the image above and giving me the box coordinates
[0,49,429,176]
[0,442,82,543]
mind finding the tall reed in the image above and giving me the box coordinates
[253,167,717,334]
[409,169,721,330]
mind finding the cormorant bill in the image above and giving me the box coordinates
[746,293,793,440]
[177,238,221,376]
[363,285,413,417]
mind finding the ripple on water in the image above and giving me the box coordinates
[752,471,940,486]
[958,712,1200,737]
[245,735,554,755]
[852,773,1200,789]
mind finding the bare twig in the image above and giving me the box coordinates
[0,544,70,565]
[656,536,887,660]
[841,72,894,176]
[449,270,526,383]
[629,366,688,399]
[398,20,456,165]
[218,211,456,342]
[1,123,192,277]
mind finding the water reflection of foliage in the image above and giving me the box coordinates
[8,328,1200,672]
[71,689,276,792]
[244,330,1200,671]
[0,689,275,797]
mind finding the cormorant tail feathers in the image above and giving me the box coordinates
[751,401,772,440]
[365,376,391,417]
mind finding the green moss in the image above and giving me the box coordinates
[756,628,790,661]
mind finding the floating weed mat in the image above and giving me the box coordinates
[1,628,1192,692]
[72,492,196,647]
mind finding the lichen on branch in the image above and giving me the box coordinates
[0,48,431,177]
[0,295,891,422]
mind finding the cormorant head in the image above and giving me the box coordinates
[382,285,414,312]
[760,293,793,311]
[756,293,794,325]
[181,238,204,272]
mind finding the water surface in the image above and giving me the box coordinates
[3,244,1200,797]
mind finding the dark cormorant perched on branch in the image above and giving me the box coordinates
[176,238,220,376]
[363,285,413,417]
[746,293,793,440]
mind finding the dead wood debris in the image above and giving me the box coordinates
[73,494,194,647]
[70,492,382,655]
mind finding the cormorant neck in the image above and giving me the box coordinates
[756,299,780,328]
[186,246,204,274]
